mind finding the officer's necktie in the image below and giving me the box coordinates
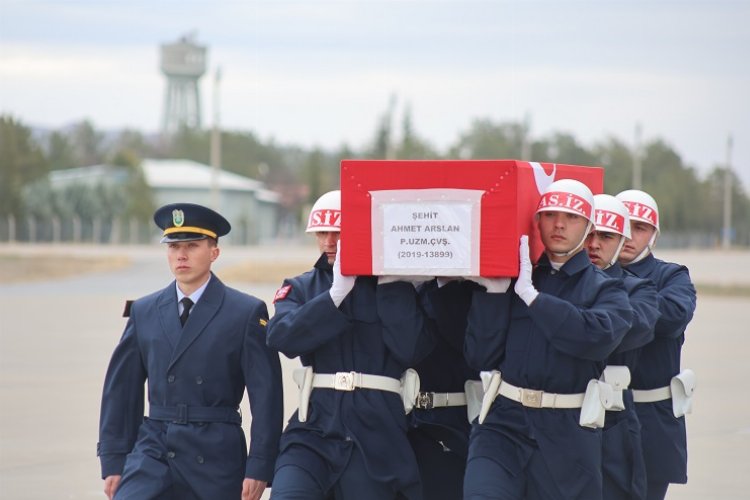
[179,297,194,327]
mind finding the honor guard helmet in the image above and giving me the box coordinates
[593,194,631,267]
[535,179,596,257]
[593,194,631,239]
[154,203,231,243]
[616,189,660,233]
[535,179,596,225]
[306,190,341,233]
[616,189,659,263]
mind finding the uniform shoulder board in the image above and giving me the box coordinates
[259,318,268,327]
[273,285,292,304]
[122,300,134,318]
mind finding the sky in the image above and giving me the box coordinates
[1,0,749,187]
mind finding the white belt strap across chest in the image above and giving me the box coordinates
[311,371,402,394]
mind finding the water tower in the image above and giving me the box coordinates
[160,34,207,136]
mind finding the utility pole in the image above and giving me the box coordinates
[722,135,733,249]
[632,122,642,189]
[210,67,222,211]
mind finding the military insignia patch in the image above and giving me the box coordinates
[172,209,185,227]
[273,285,292,303]
[259,318,268,327]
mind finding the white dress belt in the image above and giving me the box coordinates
[632,385,672,403]
[496,379,586,409]
[311,371,402,394]
[415,391,467,410]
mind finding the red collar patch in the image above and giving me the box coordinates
[273,285,292,303]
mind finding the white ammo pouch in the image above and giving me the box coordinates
[579,379,615,429]
[670,369,696,418]
[292,367,417,422]
[600,365,631,412]
[631,368,696,418]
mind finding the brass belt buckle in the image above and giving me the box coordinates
[334,372,356,391]
[520,388,543,408]
[416,392,434,410]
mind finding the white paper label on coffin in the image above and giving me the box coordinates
[370,188,483,276]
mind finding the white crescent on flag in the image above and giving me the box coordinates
[529,161,557,195]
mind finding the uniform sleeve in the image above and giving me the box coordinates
[424,280,475,353]
[243,300,283,482]
[653,265,696,339]
[464,290,513,370]
[267,278,352,358]
[97,314,146,478]
[529,277,633,362]
[376,281,436,367]
[615,277,660,353]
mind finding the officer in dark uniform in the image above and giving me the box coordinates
[616,190,697,500]
[97,203,283,500]
[586,194,661,500]
[409,277,479,500]
[267,190,435,500]
[462,180,633,500]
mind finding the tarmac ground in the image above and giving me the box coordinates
[0,243,748,499]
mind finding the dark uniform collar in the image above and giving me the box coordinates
[622,252,656,276]
[537,250,592,276]
[314,253,333,272]
[603,262,624,278]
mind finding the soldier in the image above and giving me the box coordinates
[409,277,480,499]
[97,203,283,500]
[267,190,434,500]
[616,190,697,500]
[462,179,633,500]
[586,194,661,500]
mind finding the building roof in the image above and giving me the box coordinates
[142,159,265,191]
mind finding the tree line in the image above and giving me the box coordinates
[1,109,747,246]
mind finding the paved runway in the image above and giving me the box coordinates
[0,244,748,499]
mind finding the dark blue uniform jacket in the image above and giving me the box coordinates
[624,253,696,484]
[97,274,283,497]
[464,251,633,500]
[412,279,479,457]
[602,264,660,499]
[267,254,434,498]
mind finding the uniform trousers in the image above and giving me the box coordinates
[408,425,466,500]
[271,443,414,500]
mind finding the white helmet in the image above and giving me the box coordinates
[306,190,341,233]
[616,189,659,263]
[593,194,631,268]
[535,179,596,257]
[616,189,659,233]
[535,179,596,225]
[593,194,631,239]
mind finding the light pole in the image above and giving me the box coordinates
[210,67,222,211]
[722,135,733,249]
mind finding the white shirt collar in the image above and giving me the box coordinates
[176,274,212,307]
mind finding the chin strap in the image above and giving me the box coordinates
[602,236,627,270]
[551,221,594,258]
[626,232,658,265]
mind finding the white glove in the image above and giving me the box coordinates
[466,276,511,294]
[514,235,539,305]
[378,275,431,288]
[329,241,356,307]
